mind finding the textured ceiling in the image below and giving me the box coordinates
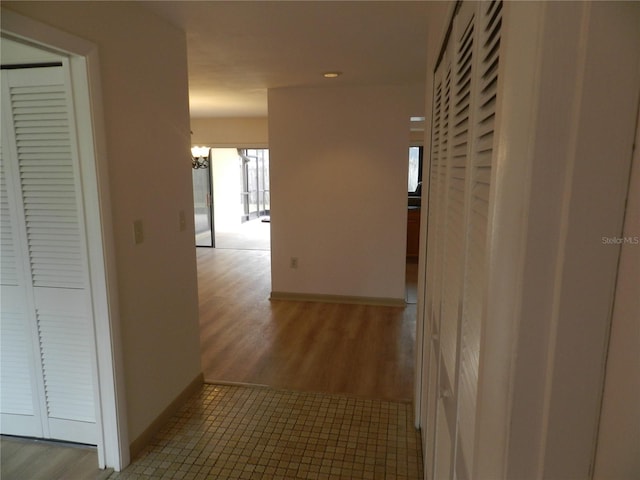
[146,1,433,118]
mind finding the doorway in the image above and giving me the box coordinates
[1,41,101,447]
[202,147,270,251]
[0,18,128,471]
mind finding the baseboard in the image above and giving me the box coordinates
[269,291,406,307]
[204,379,270,389]
[129,372,204,460]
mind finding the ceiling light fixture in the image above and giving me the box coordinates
[323,71,342,78]
[191,146,210,169]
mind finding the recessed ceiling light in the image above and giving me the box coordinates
[323,71,342,78]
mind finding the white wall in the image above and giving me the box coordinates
[191,117,268,148]
[3,1,202,444]
[211,148,242,230]
[593,101,640,479]
[470,2,639,477]
[268,85,411,302]
[0,36,60,62]
[513,4,639,477]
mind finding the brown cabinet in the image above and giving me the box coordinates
[406,207,421,258]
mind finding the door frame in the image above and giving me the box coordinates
[1,9,129,470]
[239,148,270,222]
[192,153,215,248]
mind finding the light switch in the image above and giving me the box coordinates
[133,219,144,244]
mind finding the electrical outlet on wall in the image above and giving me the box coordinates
[290,257,298,269]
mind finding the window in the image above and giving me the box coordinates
[408,146,423,193]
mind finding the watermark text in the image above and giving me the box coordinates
[601,236,639,245]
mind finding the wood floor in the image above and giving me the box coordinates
[0,436,111,480]
[197,248,416,402]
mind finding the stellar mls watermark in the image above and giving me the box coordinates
[601,236,639,245]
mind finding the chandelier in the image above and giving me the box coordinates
[191,146,210,169]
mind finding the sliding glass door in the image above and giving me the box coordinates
[239,149,269,222]
[192,157,214,247]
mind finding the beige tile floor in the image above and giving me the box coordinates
[108,384,422,480]
[214,218,271,251]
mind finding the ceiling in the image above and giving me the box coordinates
[146,1,433,118]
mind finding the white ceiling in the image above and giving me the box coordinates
[146,1,433,118]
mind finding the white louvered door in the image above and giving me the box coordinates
[456,2,502,475]
[424,1,502,478]
[0,140,44,438]
[424,52,443,477]
[0,64,98,445]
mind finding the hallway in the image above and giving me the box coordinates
[1,248,421,479]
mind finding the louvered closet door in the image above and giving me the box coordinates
[433,5,476,478]
[424,1,502,479]
[456,1,502,476]
[432,41,455,480]
[424,56,446,475]
[0,65,97,445]
[0,140,44,438]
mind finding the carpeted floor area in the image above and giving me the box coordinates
[108,383,423,480]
